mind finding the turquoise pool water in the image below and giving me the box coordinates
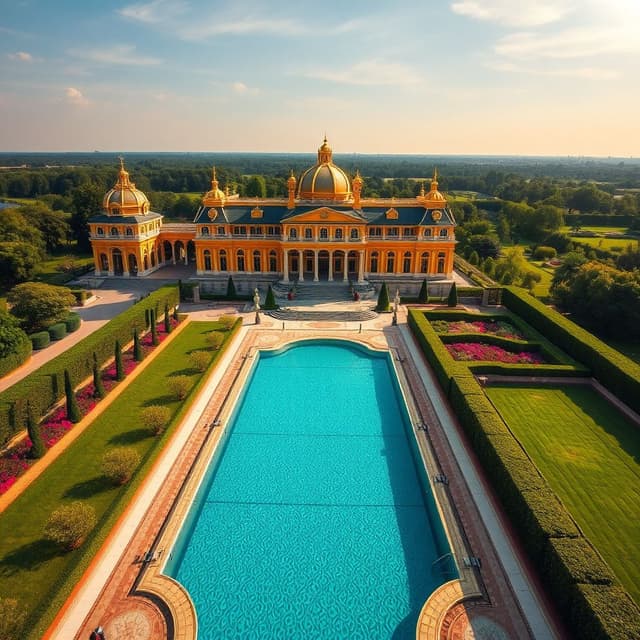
[165,341,455,639]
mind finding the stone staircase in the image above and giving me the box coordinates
[267,308,378,322]
[272,280,375,302]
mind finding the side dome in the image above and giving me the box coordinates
[297,137,352,202]
[423,169,447,207]
[103,159,150,216]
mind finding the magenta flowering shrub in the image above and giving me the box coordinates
[432,319,525,340]
[445,342,546,364]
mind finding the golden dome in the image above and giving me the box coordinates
[103,158,150,216]
[297,136,352,202]
[423,168,447,206]
[203,166,226,207]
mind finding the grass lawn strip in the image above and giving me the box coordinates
[485,384,640,605]
[0,321,235,639]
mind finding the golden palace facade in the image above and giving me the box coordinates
[88,138,457,293]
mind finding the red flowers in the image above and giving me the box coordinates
[433,319,525,340]
[446,342,545,364]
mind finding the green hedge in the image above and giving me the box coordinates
[47,323,67,341]
[0,333,32,377]
[502,287,640,414]
[29,331,50,350]
[0,284,179,447]
[70,289,89,305]
[467,362,590,377]
[64,313,81,333]
[409,312,640,638]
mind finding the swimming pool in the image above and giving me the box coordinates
[165,340,456,639]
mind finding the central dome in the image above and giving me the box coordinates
[297,137,352,202]
[103,159,150,216]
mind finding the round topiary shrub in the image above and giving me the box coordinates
[0,597,26,640]
[141,405,172,435]
[102,447,141,485]
[205,331,225,350]
[44,501,97,551]
[168,375,191,400]
[29,331,50,350]
[64,312,81,333]
[47,322,67,341]
[189,350,211,372]
[533,245,557,261]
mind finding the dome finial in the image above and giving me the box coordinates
[211,166,219,190]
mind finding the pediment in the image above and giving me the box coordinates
[286,207,365,223]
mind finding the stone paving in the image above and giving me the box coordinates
[41,302,563,640]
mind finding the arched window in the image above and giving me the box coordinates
[403,251,411,273]
[269,250,277,272]
[437,252,446,273]
[110,227,118,237]
[420,252,430,273]
[253,250,261,272]
[126,227,133,236]
[335,228,343,240]
[440,228,448,237]
[350,228,359,239]
[289,228,297,239]
[204,249,212,271]
[97,227,104,236]
[237,249,245,271]
[423,228,432,237]
[320,227,328,240]
[304,227,312,239]
[370,251,379,273]
[386,252,395,273]
[202,226,209,236]
[99,253,108,270]
[219,249,227,271]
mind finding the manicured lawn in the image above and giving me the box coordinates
[486,384,640,605]
[0,321,234,638]
[34,252,94,286]
[570,236,638,251]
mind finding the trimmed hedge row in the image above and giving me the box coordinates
[47,323,67,341]
[467,362,590,377]
[29,331,50,350]
[64,313,81,333]
[0,332,32,378]
[502,287,640,415]
[408,308,640,639]
[0,284,179,447]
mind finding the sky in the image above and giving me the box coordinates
[1,0,639,156]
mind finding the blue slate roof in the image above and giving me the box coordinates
[89,211,163,223]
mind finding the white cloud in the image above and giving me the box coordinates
[8,51,33,62]
[65,87,89,106]
[70,44,161,66]
[181,16,308,39]
[451,0,573,27]
[118,0,187,24]
[488,61,619,79]
[302,60,421,87]
[231,81,259,95]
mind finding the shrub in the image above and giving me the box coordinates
[418,279,428,303]
[447,282,458,307]
[92,353,105,399]
[218,315,237,331]
[29,331,50,350]
[8,282,76,333]
[164,303,171,333]
[0,598,26,640]
[70,289,88,305]
[205,331,225,350]
[101,447,141,485]
[114,340,124,381]
[141,404,172,435]
[376,282,390,312]
[26,401,45,459]
[167,375,190,400]
[189,350,211,372]
[63,313,81,333]
[0,313,31,377]
[264,285,277,310]
[150,309,158,346]
[133,328,143,362]
[44,501,96,551]
[226,276,237,299]
[47,322,67,341]
[64,369,81,423]
[533,246,557,260]
[468,250,480,266]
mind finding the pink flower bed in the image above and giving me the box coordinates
[0,319,179,496]
[446,342,546,364]
[433,319,524,340]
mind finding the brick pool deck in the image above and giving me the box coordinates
[45,306,564,640]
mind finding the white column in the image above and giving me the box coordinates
[171,242,176,265]
[298,249,304,282]
[328,250,333,282]
[314,250,319,282]
[358,250,365,284]
[283,249,289,283]
[343,253,348,282]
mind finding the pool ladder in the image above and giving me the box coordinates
[431,552,457,579]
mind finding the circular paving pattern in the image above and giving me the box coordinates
[105,609,153,640]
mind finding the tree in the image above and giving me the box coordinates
[447,282,458,307]
[26,401,45,459]
[264,285,277,310]
[141,405,172,435]
[70,183,104,251]
[102,447,140,485]
[567,184,612,213]
[0,597,27,640]
[469,235,501,260]
[226,276,236,299]
[418,278,428,303]
[18,204,70,253]
[44,501,97,551]
[168,375,190,400]
[218,314,236,330]
[189,350,211,372]
[0,208,45,256]
[245,175,267,198]
[376,282,390,312]
[206,331,225,350]
[92,353,105,399]
[0,242,41,287]
[64,369,81,423]
[521,270,542,292]
[133,328,143,362]
[0,312,29,360]
[150,309,158,345]
[494,247,528,285]
[551,250,588,290]
[114,340,124,381]
[7,282,76,332]
[164,303,171,333]
[482,257,496,278]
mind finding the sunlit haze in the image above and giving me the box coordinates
[1,0,639,155]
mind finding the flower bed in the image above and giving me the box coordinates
[446,342,546,364]
[432,318,525,340]
[0,319,178,495]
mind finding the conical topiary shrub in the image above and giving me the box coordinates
[264,284,277,310]
[447,282,458,307]
[164,303,171,333]
[150,309,159,346]
[418,278,428,304]
[27,400,45,458]
[376,282,390,312]
[115,339,124,381]
[133,328,143,362]
[64,369,81,423]
[92,352,105,399]
[226,276,236,299]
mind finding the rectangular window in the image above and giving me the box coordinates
[387,227,399,237]
[217,226,226,235]
[234,226,247,235]
[368,227,382,237]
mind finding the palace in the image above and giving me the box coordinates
[88,138,457,295]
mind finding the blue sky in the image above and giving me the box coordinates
[1,0,639,155]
